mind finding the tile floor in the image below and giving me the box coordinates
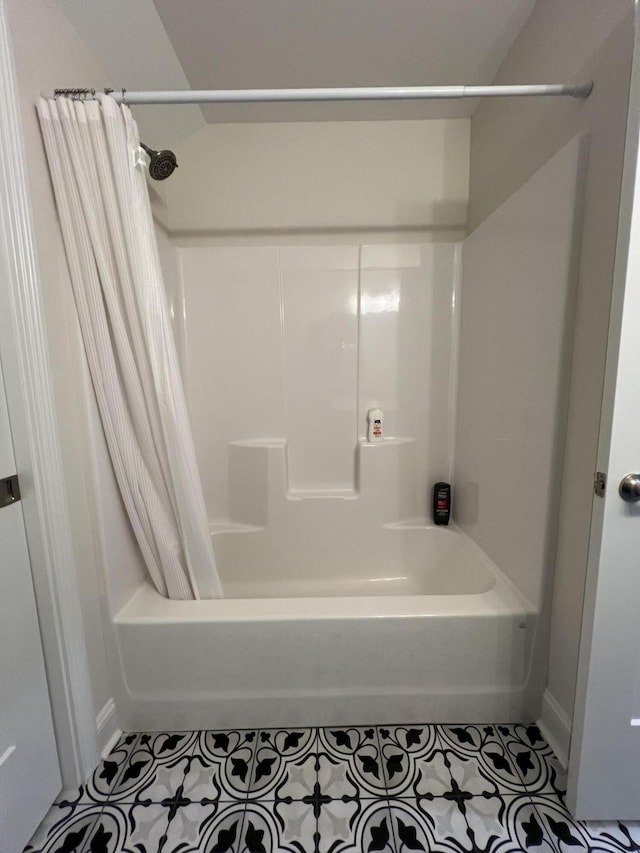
[24,723,640,852]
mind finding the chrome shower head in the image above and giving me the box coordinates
[140,142,178,181]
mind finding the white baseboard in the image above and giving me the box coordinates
[96,698,121,759]
[538,689,572,769]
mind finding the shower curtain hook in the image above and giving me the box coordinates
[121,88,127,106]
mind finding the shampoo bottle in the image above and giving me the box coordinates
[368,408,384,442]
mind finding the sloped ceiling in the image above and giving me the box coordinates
[58,0,205,148]
[59,0,537,140]
[152,0,537,122]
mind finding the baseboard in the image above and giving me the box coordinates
[538,689,572,768]
[96,698,121,759]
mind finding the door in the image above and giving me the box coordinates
[567,34,640,820]
[0,354,61,850]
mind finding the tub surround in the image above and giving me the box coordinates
[218,437,426,591]
[102,139,584,736]
[173,243,458,522]
[455,137,584,611]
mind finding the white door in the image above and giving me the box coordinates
[0,354,61,850]
[567,44,640,819]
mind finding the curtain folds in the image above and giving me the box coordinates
[37,94,222,600]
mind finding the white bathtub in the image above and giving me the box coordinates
[212,522,498,599]
[112,526,536,731]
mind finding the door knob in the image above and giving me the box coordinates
[619,473,640,502]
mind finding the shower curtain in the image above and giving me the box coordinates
[36,94,222,600]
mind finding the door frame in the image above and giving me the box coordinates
[566,2,640,820]
[0,0,98,788]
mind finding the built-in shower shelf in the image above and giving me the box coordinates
[209,522,264,535]
[225,434,421,530]
[357,436,415,447]
[286,488,359,501]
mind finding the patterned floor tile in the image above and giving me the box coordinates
[238,799,318,852]
[495,725,567,795]
[445,753,501,801]
[462,792,558,852]
[58,733,139,806]
[315,748,360,801]
[182,730,258,802]
[528,794,600,852]
[24,724,640,853]
[438,725,525,795]
[162,801,246,853]
[78,802,172,852]
[247,729,317,800]
[387,797,470,852]
[320,799,396,853]
[377,725,451,798]
[583,819,640,851]
[317,727,386,798]
[315,798,368,853]
[23,803,104,853]
[528,795,640,853]
[110,732,198,803]
[238,798,398,853]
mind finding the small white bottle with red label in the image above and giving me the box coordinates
[367,408,384,442]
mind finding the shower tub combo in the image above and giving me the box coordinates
[113,440,536,731]
[106,165,580,730]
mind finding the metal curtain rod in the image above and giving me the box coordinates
[47,81,594,104]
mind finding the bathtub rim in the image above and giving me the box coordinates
[115,579,533,624]
[114,527,535,625]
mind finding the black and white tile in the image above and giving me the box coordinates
[109,731,199,804]
[387,796,471,852]
[438,725,525,798]
[23,723,640,853]
[317,726,386,798]
[24,803,106,853]
[65,732,139,806]
[247,729,317,801]
[80,802,173,853]
[378,725,450,799]
[496,724,567,795]
[182,729,259,802]
[163,801,246,852]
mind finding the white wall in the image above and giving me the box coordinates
[455,138,584,610]
[156,120,470,237]
[468,0,634,729]
[176,243,457,523]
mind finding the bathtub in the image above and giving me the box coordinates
[112,525,536,731]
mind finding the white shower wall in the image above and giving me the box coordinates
[455,137,584,612]
[170,243,458,523]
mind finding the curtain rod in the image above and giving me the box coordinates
[45,82,594,104]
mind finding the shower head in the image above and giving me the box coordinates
[140,142,178,181]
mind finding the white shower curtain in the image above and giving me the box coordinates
[37,94,222,600]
